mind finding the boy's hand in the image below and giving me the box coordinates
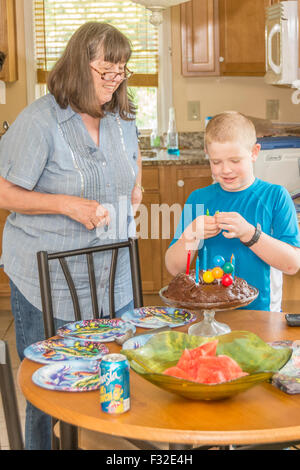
[201,215,222,239]
[215,212,255,241]
[185,215,221,244]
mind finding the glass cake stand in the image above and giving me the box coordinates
[159,286,259,337]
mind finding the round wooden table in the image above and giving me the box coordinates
[18,310,300,449]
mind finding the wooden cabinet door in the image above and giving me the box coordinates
[181,0,272,77]
[219,0,271,76]
[173,166,213,207]
[136,191,162,293]
[0,0,18,82]
[138,168,162,293]
[181,0,220,76]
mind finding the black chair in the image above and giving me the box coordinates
[36,237,157,450]
[0,340,24,450]
[37,237,143,339]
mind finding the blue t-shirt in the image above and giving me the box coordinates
[170,179,300,311]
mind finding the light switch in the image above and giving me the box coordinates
[266,99,279,120]
[0,81,6,104]
[187,101,200,121]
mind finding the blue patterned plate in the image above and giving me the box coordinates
[24,338,109,364]
[32,360,100,392]
[122,334,153,351]
[57,318,135,342]
[121,306,196,329]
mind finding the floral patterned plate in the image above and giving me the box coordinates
[32,360,100,392]
[121,306,196,329]
[24,338,109,364]
[57,318,135,342]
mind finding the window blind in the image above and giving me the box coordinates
[34,0,158,87]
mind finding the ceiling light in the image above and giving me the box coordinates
[131,0,190,26]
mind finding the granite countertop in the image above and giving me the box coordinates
[142,149,209,166]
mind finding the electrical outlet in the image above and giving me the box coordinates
[266,99,279,120]
[187,101,200,121]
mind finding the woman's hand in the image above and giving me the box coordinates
[131,184,143,216]
[215,212,254,241]
[62,195,110,230]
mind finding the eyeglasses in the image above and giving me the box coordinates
[90,65,133,82]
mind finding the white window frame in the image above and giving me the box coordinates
[24,0,173,135]
[158,8,173,135]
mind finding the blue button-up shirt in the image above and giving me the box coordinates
[0,94,138,320]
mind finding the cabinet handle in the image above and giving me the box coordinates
[219,56,224,62]
[177,179,185,187]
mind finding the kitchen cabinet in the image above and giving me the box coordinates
[0,0,17,82]
[181,0,274,77]
[137,168,163,292]
[139,164,213,292]
[0,209,11,308]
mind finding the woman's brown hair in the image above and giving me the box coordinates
[47,22,135,120]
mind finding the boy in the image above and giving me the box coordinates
[165,112,300,311]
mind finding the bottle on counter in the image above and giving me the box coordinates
[167,107,180,156]
[150,128,161,148]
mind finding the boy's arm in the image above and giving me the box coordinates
[165,215,220,276]
[216,212,300,275]
[242,227,300,275]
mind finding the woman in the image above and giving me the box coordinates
[0,22,143,449]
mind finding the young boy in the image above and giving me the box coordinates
[165,111,300,311]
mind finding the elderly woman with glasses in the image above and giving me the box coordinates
[0,22,143,450]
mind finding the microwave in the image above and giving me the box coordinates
[264,1,298,86]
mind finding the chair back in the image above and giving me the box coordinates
[0,340,24,450]
[37,237,143,338]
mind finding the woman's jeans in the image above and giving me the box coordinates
[9,279,134,450]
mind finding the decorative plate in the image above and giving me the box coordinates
[121,306,196,329]
[24,338,109,364]
[56,319,136,342]
[122,334,153,351]
[32,360,100,392]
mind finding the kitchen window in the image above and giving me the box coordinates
[31,0,163,132]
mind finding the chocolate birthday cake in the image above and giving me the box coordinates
[162,270,258,309]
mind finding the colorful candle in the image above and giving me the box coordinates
[186,250,191,275]
[203,246,207,271]
[195,256,199,284]
[231,253,235,280]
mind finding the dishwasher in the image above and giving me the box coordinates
[254,137,300,213]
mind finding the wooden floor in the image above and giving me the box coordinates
[1,293,299,450]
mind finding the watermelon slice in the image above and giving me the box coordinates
[163,366,191,380]
[162,341,249,384]
[189,340,218,358]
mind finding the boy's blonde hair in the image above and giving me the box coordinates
[204,111,257,152]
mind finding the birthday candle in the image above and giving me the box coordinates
[203,246,207,271]
[231,253,235,279]
[195,256,199,284]
[186,250,191,275]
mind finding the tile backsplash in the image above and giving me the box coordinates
[139,131,205,150]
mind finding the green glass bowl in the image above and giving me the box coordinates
[123,330,292,401]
